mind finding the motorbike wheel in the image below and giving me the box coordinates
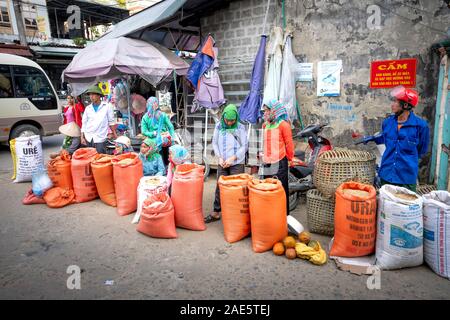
[289,192,300,212]
[288,171,301,212]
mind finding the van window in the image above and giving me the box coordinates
[12,65,57,110]
[0,65,13,98]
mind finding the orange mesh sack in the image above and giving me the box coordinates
[91,154,116,207]
[171,163,206,231]
[330,182,377,257]
[137,193,177,239]
[218,174,252,243]
[71,148,98,202]
[43,187,75,208]
[47,150,73,190]
[112,153,143,216]
[248,178,288,253]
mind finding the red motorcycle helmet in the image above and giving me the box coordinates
[390,86,419,108]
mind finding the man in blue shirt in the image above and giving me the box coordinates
[366,86,430,192]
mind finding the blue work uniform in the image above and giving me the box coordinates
[374,112,430,185]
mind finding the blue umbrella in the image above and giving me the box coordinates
[239,35,267,124]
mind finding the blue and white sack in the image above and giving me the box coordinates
[376,185,423,270]
[423,191,450,280]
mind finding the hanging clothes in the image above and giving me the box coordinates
[279,36,300,122]
[263,27,284,106]
[192,47,226,111]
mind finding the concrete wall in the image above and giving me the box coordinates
[201,0,450,180]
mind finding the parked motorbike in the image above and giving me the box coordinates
[258,123,333,212]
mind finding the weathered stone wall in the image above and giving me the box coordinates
[201,0,449,179]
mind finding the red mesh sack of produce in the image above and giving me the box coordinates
[43,187,75,208]
[91,154,116,207]
[249,178,288,253]
[22,188,46,205]
[171,163,206,231]
[330,181,377,257]
[112,153,143,216]
[71,148,98,203]
[218,174,252,243]
[47,150,73,190]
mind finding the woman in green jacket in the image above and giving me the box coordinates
[141,96,175,166]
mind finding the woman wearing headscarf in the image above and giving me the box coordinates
[205,104,248,223]
[140,96,175,166]
[166,145,190,189]
[262,99,294,214]
[139,138,166,176]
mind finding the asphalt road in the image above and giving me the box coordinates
[0,135,449,300]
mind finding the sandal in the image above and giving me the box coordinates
[204,214,221,223]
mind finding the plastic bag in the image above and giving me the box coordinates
[376,185,423,270]
[132,176,168,224]
[32,169,53,197]
[137,193,177,239]
[10,135,44,183]
[423,191,450,279]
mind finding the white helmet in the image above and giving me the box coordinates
[114,136,131,148]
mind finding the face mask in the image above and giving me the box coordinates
[264,110,276,123]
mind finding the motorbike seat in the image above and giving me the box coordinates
[290,165,313,179]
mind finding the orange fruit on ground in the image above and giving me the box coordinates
[273,242,285,256]
[298,231,311,244]
[285,248,297,259]
[283,236,296,248]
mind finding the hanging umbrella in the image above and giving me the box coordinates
[238,35,267,124]
[186,35,215,90]
[62,37,190,96]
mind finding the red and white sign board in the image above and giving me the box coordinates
[370,59,417,89]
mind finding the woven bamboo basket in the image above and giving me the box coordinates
[416,184,437,196]
[313,148,376,198]
[306,189,335,236]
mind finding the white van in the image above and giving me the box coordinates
[0,53,62,143]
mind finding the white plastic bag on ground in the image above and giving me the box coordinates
[132,176,168,224]
[423,191,450,279]
[376,185,423,270]
[32,170,53,196]
[10,135,44,183]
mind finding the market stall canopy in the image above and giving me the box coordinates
[62,37,190,96]
[98,0,238,51]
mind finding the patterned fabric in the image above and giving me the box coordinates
[169,145,189,165]
[265,99,289,124]
[146,96,160,120]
